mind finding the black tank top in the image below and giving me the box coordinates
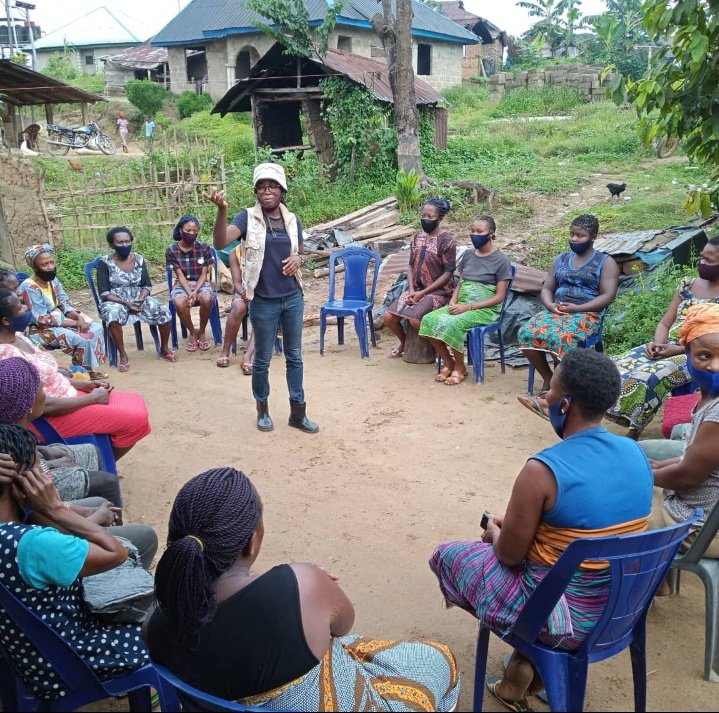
[146,564,319,701]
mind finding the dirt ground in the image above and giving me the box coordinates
[66,272,717,712]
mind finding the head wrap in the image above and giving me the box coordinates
[118,111,126,118]
[679,303,719,345]
[0,357,41,424]
[24,243,54,268]
[252,163,288,192]
[173,214,201,241]
[424,197,451,216]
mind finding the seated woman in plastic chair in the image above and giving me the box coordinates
[419,215,512,386]
[640,303,719,561]
[517,214,619,420]
[19,243,107,379]
[145,467,460,712]
[429,349,653,711]
[98,226,175,371]
[0,423,155,702]
[166,214,215,352]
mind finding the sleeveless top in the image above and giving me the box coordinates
[553,250,608,306]
[146,564,319,700]
[0,522,147,700]
[528,428,653,569]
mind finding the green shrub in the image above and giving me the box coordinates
[125,80,170,118]
[177,91,214,119]
[153,111,173,130]
[394,169,422,211]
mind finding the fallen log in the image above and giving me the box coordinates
[309,197,397,232]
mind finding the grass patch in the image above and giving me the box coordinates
[490,86,583,118]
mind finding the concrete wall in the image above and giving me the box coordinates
[36,45,136,75]
[0,156,52,269]
[411,40,463,92]
[489,63,614,102]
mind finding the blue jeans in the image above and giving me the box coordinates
[249,291,305,403]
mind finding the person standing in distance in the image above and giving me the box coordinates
[205,164,319,434]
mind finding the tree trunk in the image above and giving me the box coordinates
[371,0,424,177]
[403,323,436,364]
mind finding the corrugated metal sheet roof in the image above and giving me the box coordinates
[104,42,168,69]
[0,60,105,106]
[212,43,442,116]
[153,0,477,46]
[595,228,684,256]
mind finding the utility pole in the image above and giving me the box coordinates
[4,0,19,52]
[15,1,37,68]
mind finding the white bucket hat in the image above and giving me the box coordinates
[253,162,288,192]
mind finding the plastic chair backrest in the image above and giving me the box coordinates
[152,662,268,712]
[511,510,700,659]
[83,257,103,313]
[328,247,380,304]
[676,499,719,566]
[15,272,30,283]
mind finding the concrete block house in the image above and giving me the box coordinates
[151,0,478,99]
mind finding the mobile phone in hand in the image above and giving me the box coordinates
[480,511,490,530]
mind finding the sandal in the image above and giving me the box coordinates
[89,370,109,380]
[186,340,198,352]
[241,363,253,375]
[388,346,405,359]
[117,362,130,373]
[517,395,550,421]
[444,370,467,386]
[197,337,211,351]
[216,356,230,368]
[435,367,452,383]
[486,675,534,713]
[161,351,177,363]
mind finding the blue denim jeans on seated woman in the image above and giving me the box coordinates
[249,291,305,403]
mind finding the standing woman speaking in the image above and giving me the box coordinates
[205,163,318,434]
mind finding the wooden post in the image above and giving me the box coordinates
[81,103,88,124]
[403,324,436,364]
[44,104,53,127]
[8,104,17,148]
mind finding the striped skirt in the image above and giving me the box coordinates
[429,541,610,650]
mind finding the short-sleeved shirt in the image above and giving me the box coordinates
[457,249,512,285]
[230,209,305,299]
[16,525,88,589]
[165,241,214,282]
[664,396,719,526]
[145,121,155,137]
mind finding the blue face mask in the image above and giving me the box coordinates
[471,233,491,250]
[7,311,33,334]
[569,241,592,255]
[115,244,132,259]
[687,359,719,397]
[548,396,572,439]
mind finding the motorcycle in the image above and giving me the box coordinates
[45,120,116,156]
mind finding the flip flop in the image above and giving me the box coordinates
[197,338,211,351]
[186,340,198,352]
[388,346,405,359]
[435,367,452,383]
[444,371,467,386]
[241,363,253,375]
[161,351,177,363]
[517,395,550,421]
[486,675,534,713]
[117,362,130,373]
[216,356,230,368]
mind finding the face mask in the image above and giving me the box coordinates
[699,262,719,282]
[115,244,132,259]
[687,359,719,397]
[421,219,439,234]
[6,311,33,334]
[180,231,197,245]
[548,396,572,439]
[569,241,592,255]
[471,233,491,250]
[35,268,56,282]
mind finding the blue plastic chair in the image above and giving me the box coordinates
[319,247,381,359]
[526,312,606,394]
[667,499,719,681]
[152,662,273,712]
[473,510,700,712]
[0,579,179,712]
[166,246,223,350]
[669,380,699,397]
[84,258,161,369]
[32,416,117,476]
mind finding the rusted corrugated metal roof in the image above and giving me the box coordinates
[0,60,105,107]
[105,42,168,69]
[595,228,683,256]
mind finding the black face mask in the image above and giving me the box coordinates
[35,268,57,282]
[421,218,439,234]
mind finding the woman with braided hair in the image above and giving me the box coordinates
[517,214,619,418]
[146,468,461,711]
[383,198,457,359]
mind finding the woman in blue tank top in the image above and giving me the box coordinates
[518,214,619,417]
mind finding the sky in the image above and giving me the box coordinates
[25,0,609,39]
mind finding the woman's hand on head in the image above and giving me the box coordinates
[204,186,228,210]
[12,465,63,516]
[0,453,18,486]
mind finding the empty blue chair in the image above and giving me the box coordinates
[84,258,161,369]
[0,579,179,712]
[166,246,223,350]
[152,662,272,712]
[14,271,30,282]
[320,247,381,359]
[32,416,117,476]
[473,510,700,712]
